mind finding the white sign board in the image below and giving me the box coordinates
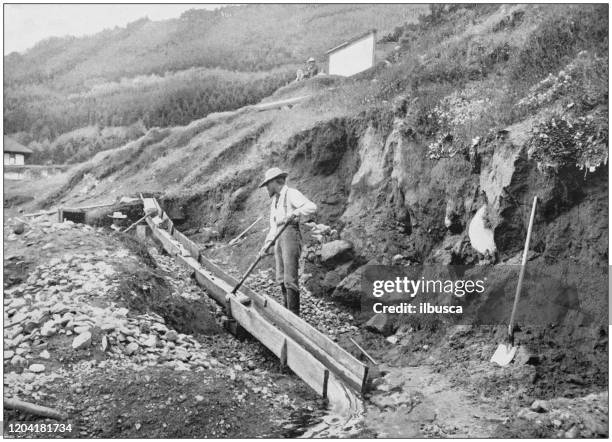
[328,32,375,77]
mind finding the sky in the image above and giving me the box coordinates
[3,4,224,55]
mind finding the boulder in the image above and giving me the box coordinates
[331,271,362,305]
[320,240,354,266]
[321,262,354,295]
[321,270,343,294]
[72,331,92,350]
[365,313,397,336]
[331,259,382,305]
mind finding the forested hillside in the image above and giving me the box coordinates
[4,3,425,164]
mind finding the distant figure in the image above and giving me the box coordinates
[295,68,305,82]
[384,45,402,66]
[304,57,319,79]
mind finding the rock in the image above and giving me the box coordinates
[101,336,109,352]
[74,326,91,335]
[517,408,540,421]
[100,322,117,332]
[365,313,397,336]
[515,346,539,365]
[125,342,139,355]
[4,350,15,359]
[174,348,190,362]
[13,222,25,235]
[565,426,579,438]
[321,270,343,295]
[195,395,204,402]
[320,240,354,266]
[164,330,179,342]
[39,350,50,359]
[386,336,399,344]
[6,325,24,340]
[29,363,45,373]
[72,332,92,350]
[142,335,158,348]
[11,355,27,367]
[41,322,57,337]
[530,400,549,413]
[391,254,404,265]
[332,269,362,305]
[10,298,27,309]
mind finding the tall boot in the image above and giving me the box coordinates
[280,284,287,308]
[286,288,300,316]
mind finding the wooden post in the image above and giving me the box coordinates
[57,208,63,223]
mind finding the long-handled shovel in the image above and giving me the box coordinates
[491,196,538,366]
[229,220,292,302]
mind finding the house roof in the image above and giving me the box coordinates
[325,29,377,55]
[3,136,33,154]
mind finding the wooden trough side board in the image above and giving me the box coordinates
[141,199,368,399]
[194,250,368,392]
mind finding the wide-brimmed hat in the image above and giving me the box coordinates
[259,167,288,188]
[108,211,127,219]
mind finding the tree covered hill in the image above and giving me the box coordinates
[5,4,424,88]
[4,4,425,157]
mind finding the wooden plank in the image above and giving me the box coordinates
[24,210,56,218]
[261,299,368,392]
[142,198,158,216]
[152,198,162,214]
[145,217,180,255]
[172,229,200,259]
[230,299,328,397]
[63,201,115,211]
[229,298,285,357]
[177,255,229,307]
[286,338,329,398]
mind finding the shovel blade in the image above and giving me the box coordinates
[491,343,517,366]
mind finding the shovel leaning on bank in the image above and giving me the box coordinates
[491,196,538,367]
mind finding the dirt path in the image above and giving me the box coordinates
[366,364,502,437]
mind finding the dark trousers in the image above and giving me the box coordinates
[275,224,301,314]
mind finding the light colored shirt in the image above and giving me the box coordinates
[265,185,317,243]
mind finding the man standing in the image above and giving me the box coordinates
[259,167,316,316]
